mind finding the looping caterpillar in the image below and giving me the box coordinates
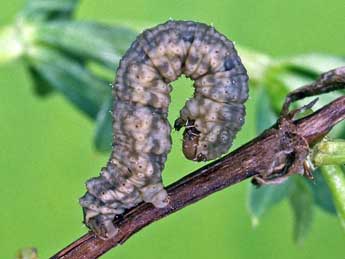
[79,20,249,239]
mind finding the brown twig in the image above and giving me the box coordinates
[51,68,345,259]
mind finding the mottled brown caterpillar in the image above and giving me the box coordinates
[79,20,249,239]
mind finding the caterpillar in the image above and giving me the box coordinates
[79,20,249,239]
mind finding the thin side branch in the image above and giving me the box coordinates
[51,67,345,259]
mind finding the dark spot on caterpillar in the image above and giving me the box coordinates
[80,20,248,240]
[181,32,195,43]
[224,55,235,71]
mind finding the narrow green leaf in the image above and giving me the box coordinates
[289,177,314,244]
[263,67,292,112]
[263,54,345,112]
[321,165,345,232]
[329,122,345,139]
[278,70,313,91]
[21,0,79,21]
[247,179,291,226]
[264,66,320,113]
[308,169,336,214]
[255,87,277,134]
[264,67,344,113]
[27,65,54,96]
[94,98,113,153]
[279,67,344,112]
[35,21,137,69]
[87,61,115,81]
[284,53,345,76]
[28,46,110,118]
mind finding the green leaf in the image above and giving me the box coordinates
[262,67,292,112]
[247,179,291,226]
[321,165,345,232]
[289,177,314,244]
[278,66,344,112]
[278,70,314,91]
[284,53,345,76]
[264,67,344,114]
[35,21,137,69]
[263,66,319,113]
[27,65,54,96]
[21,0,79,21]
[255,87,277,134]
[308,169,336,214]
[329,122,345,139]
[28,46,110,118]
[94,98,113,153]
[262,54,344,114]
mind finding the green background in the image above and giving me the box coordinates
[0,0,344,258]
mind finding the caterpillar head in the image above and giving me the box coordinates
[175,118,206,161]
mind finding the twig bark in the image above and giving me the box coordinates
[51,68,345,259]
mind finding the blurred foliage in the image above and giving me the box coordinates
[16,247,38,259]
[313,140,345,166]
[250,64,345,241]
[320,165,345,232]
[289,177,314,244]
[1,0,345,255]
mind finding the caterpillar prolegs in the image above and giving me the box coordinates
[79,20,249,239]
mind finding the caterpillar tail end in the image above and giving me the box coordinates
[81,184,169,240]
[83,208,118,240]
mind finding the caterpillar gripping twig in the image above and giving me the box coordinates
[79,20,248,239]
